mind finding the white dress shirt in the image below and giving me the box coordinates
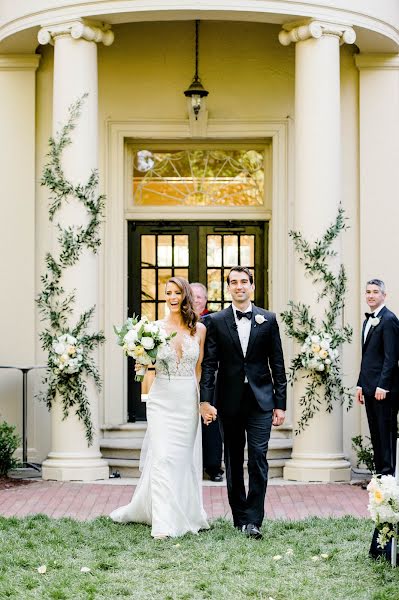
[363,303,385,343]
[232,302,252,382]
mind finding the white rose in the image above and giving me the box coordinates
[311,335,320,343]
[53,343,66,355]
[141,337,155,350]
[317,364,325,371]
[320,340,330,349]
[66,335,77,344]
[255,314,266,325]
[325,358,331,365]
[370,317,380,327]
[124,329,138,343]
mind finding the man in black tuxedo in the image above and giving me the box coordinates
[191,282,224,483]
[200,267,287,539]
[356,279,399,477]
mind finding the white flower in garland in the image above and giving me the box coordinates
[300,332,338,373]
[51,334,84,374]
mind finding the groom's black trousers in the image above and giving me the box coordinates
[364,394,398,476]
[220,383,273,528]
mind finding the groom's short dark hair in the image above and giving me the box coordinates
[226,266,254,285]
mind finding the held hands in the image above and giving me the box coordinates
[200,402,217,426]
[272,409,285,427]
[134,363,148,374]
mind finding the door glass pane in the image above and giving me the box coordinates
[223,235,239,267]
[207,269,222,302]
[208,302,222,313]
[174,235,189,267]
[175,268,189,280]
[158,301,167,319]
[142,269,155,301]
[141,235,156,267]
[157,236,172,266]
[207,235,222,267]
[158,269,172,293]
[224,268,232,302]
[141,303,156,321]
[240,235,255,266]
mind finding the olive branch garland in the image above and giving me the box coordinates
[36,95,105,445]
[281,206,353,434]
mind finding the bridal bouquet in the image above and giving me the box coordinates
[299,332,339,373]
[114,315,176,382]
[367,475,399,548]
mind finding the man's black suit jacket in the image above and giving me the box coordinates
[357,306,399,397]
[200,304,287,416]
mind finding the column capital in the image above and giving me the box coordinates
[279,20,356,47]
[38,19,114,47]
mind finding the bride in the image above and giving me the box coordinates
[110,277,213,538]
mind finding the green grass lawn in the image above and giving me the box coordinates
[0,516,398,600]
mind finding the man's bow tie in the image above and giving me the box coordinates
[236,310,252,320]
[365,312,375,319]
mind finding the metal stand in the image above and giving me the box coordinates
[0,365,46,472]
[392,439,399,568]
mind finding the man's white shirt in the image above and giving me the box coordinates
[363,303,385,343]
[232,302,252,383]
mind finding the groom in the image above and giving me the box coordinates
[200,266,287,539]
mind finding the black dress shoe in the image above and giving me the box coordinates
[243,523,263,540]
[210,473,224,482]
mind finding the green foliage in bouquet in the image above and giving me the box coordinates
[36,95,105,445]
[281,207,353,433]
[0,421,21,477]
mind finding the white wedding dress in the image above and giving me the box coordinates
[110,333,209,538]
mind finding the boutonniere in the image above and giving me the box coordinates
[255,314,267,325]
[370,317,381,327]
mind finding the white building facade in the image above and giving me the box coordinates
[0,1,398,481]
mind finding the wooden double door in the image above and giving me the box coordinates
[127,220,268,421]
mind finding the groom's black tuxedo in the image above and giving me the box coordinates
[357,306,399,476]
[200,304,287,528]
[200,305,287,414]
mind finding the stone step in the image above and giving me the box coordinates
[102,437,293,479]
[106,458,286,480]
[101,423,147,439]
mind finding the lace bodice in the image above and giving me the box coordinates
[155,333,199,377]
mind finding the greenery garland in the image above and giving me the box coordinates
[281,207,353,434]
[36,95,105,445]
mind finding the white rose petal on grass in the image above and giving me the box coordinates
[285,548,294,556]
[80,567,91,573]
[311,556,320,562]
[320,553,329,559]
[272,555,282,561]
[173,543,181,548]
[37,565,47,574]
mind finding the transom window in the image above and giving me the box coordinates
[131,145,268,207]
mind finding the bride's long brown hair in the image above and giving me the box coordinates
[166,277,198,335]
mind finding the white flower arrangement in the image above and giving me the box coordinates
[255,314,267,325]
[51,333,84,375]
[370,317,381,327]
[115,315,176,381]
[299,332,339,373]
[367,475,399,548]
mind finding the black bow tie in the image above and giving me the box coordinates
[236,310,252,320]
[365,312,375,319]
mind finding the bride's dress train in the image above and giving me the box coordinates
[110,333,209,537]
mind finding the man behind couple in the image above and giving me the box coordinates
[110,266,287,540]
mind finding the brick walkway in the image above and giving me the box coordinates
[0,480,369,521]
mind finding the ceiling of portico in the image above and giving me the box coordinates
[0,1,398,53]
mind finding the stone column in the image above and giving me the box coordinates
[279,21,356,481]
[0,55,40,447]
[38,20,114,480]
